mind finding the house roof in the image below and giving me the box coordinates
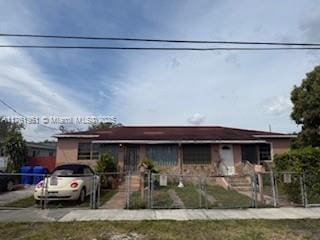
[54,126,295,142]
[26,142,57,150]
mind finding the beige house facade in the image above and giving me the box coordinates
[55,126,294,175]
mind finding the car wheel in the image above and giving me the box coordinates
[6,180,14,191]
[78,188,86,204]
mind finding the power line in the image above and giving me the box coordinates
[0,98,58,131]
[1,33,320,46]
[0,45,320,51]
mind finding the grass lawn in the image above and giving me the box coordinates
[174,184,253,209]
[175,185,202,208]
[129,191,145,209]
[4,190,117,209]
[1,219,320,239]
[151,186,174,208]
[3,196,35,208]
[206,185,252,208]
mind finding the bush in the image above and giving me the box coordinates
[139,158,159,173]
[95,154,117,189]
[274,147,320,203]
[274,147,320,173]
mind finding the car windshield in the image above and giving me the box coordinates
[52,169,74,176]
[51,165,83,176]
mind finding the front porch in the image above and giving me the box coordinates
[82,141,272,176]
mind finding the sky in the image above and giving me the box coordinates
[0,0,320,141]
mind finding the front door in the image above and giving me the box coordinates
[219,144,235,175]
[124,145,139,173]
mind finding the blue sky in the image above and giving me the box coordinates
[0,0,320,141]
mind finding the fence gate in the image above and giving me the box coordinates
[304,172,320,207]
[149,173,256,209]
[272,172,304,207]
[95,172,128,209]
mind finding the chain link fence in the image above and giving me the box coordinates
[2,170,320,210]
[0,172,97,209]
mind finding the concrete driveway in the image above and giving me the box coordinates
[0,185,34,206]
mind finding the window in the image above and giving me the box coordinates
[259,144,271,161]
[78,143,91,160]
[182,144,211,164]
[146,144,178,166]
[91,143,100,160]
[84,167,94,175]
[99,144,118,161]
[241,145,258,164]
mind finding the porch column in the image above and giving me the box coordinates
[140,144,147,161]
[177,143,182,174]
[117,144,124,173]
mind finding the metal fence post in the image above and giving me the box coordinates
[274,172,280,207]
[270,170,277,207]
[251,173,257,208]
[150,173,154,209]
[90,174,97,209]
[90,175,93,209]
[126,171,131,209]
[300,171,308,208]
[204,176,208,209]
[39,173,44,209]
[147,170,151,209]
[198,176,202,208]
[43,173,49,209]
[97,174,101,208]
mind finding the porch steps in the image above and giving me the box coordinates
[227,176,252,192]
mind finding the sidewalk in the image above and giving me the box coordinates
[0,208,320,222]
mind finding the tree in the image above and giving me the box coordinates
[0,117,23,139]
[0,117,27,172]
[89,121,122,130]
[4,131,27,172]
[291,65,320,147]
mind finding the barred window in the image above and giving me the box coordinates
[259,144,271,161]
[182,144,211,164]
[91,143,100,160]
[146,144,178,166]
[78,143,92,160]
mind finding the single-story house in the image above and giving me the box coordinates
[54,126,295,175]
[26,142,57,172]
[27,142,56,158]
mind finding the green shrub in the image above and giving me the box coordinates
[274,147,320,203]
[274,147,320,173]
[139,158,159,173]
[95,154,117,189]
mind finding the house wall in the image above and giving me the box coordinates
[267,139,292,155]
[56,138,292,175]
[56,138,97,168]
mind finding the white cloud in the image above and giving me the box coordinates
[265,96,293,115]
[187,113,206,125]
[0,39,90,141]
